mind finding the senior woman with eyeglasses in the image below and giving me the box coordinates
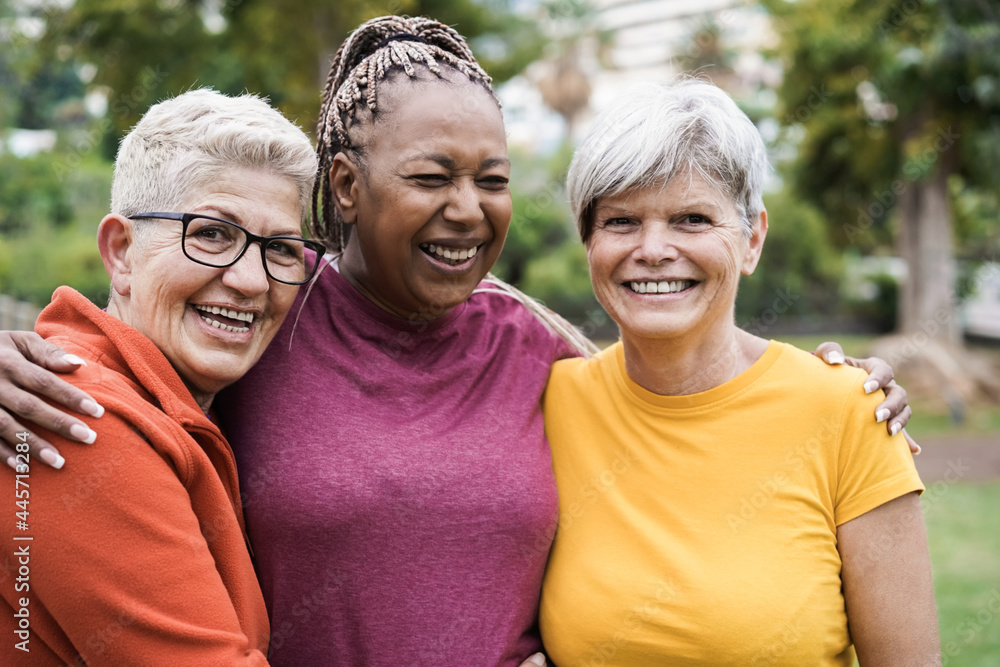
[0,89,321,665]
[538,80,939,666]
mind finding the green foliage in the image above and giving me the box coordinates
[736,186,845,328]
[0,153,111,306]
[492,144,601,326]
[762,0,1000,240]
[26,0,543,140]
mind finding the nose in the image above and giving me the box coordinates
[221,243,270,297]
[634,221,680,266]
[442,178,484,229]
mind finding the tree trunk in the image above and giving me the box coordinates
[896,139,960,345]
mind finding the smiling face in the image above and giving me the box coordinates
[103,167,303,406]
[334,77,512,320]
[586,171,767,344]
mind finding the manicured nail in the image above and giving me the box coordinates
[890,422,902,436]
[912,442,922,455]
[876,408,890,423]
[70,423,97,444]
[81,399,105,418]
[864,380,878,394]
[39,449,65,469]
[6,456,16,470]
[526,654,546,667]
[825,351,845,365]
[63,354,87,366]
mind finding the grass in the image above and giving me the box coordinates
[924,482,1000,666]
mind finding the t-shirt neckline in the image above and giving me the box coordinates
[613,339,784,410]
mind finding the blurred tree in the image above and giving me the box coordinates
[30,0,543,138]
[763,0,1000,401]
[532,0,613,139]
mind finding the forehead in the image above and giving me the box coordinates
[180,167,303,233]
[599,172,733,210]
[368,79,507,157]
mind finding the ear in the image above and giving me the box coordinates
[97,214,136,297]
[741,209,768,275]
[329,153,363,226]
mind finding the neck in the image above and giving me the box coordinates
[338,245,452,321]
[621,324,768,396]
[107,296,215,413]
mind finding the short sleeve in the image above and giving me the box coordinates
[834,374,924,526]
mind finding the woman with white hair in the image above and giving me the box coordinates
[538,79,939,666]
[0,89,322,665]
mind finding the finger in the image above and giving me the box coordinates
[885,405,913,438]
[0,419,65,470]
[0,385,98,444]
[518,654,546,667]
[874,379,908,426]
[4,358,104,420]
[9,331,87,373]
[845,356,895,393]
[812,341,845,365]
[903,428,921,455]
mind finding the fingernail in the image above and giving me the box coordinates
[527,654,546,667]
[890,422,902,436]
[70,423,97,444]
[63,353,87,366]
[40,449,65,469]
[864,380,878,394]
[6,456,16,470]
[81,399,105,418]
[876,408,890,423]
[913,443,922,455]
[825,351,845,365]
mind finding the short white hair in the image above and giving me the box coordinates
[111,88,317,222]
[568,78,769,242]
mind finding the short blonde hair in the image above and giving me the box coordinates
[111,89,317,222]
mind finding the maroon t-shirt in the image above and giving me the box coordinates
[216,264,575,665]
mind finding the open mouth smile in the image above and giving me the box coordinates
[193,304,257,333]
[419,242,483,267]
[625,280,698,295]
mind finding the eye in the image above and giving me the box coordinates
[477,175,509,190]
[678,213,713,229]
[412,174,449,186]
[600,217,638,230]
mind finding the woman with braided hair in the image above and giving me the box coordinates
[0,14,915,666]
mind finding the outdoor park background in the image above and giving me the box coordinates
[1,0,998,662]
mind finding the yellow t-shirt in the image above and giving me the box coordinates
[539,340,923,666]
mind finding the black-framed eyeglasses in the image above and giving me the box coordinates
[128,212,326,286]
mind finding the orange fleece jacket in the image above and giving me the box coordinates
[1,287,270,665]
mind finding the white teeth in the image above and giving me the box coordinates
[630,280,692,294]
[420,243,481,264]
[200,316,249,333]
[194,304,254,331]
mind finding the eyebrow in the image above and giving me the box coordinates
[404,153,510,170]
[202,207,301,238]
[593,200,724,215]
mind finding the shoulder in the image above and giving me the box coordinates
[769,341,868,398]
[465,283,582,361]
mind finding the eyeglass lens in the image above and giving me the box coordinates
[184,216,310,283]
